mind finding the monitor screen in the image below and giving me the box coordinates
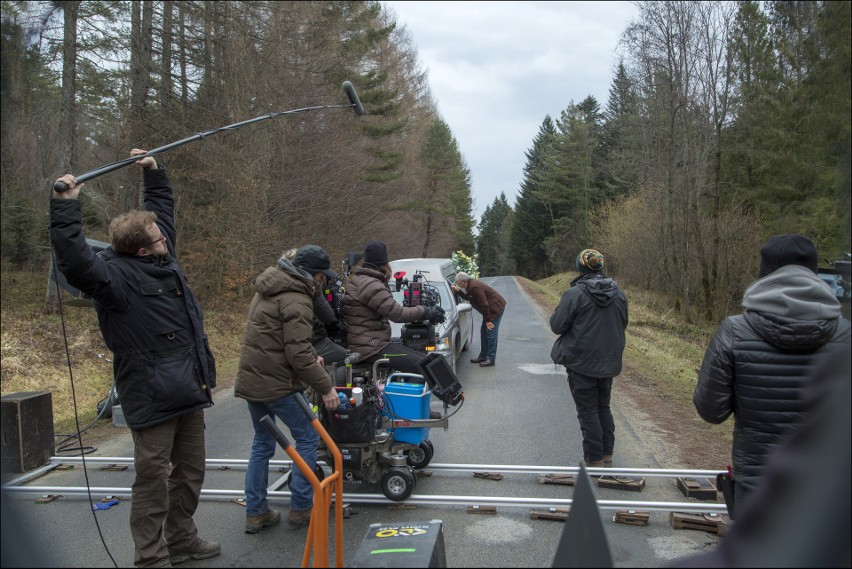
[417,353,463,406]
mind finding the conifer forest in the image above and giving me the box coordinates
[1,1,849,325]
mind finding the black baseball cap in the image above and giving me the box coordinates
[293,244,338,279]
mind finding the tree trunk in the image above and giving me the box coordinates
[49,1,81,311]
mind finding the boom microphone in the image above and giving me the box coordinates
[54,82,366,193]
[342,81,365,117]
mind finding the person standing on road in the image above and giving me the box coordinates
[50,151,220,568]
[550,249,628,469]
[693,234,850,508]
[452,272,506,367]
[235,245,341,533]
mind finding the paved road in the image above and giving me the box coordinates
[2,276,721,567]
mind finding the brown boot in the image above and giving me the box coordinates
[245,509,281,534]
[579,459,605,477]
[602,454,613,468]
[286,507,313,530]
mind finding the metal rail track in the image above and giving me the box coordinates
[2,456,728,514]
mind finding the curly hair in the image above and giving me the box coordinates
[109,210,158,255]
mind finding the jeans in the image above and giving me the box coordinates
[567,370,614,462]
[245,395,319,515]
[130,409,206,567]
[478,312,503,362]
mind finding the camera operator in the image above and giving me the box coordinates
[343,240,448,375]
[291,245,348,366]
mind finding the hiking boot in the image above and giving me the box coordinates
[168,538,221,565]
[286,507,312,530]
[479,360,495,367]
[602,454,613,468]
[470,357,486,363]
[245,509,281,534]
[579,459,605,478]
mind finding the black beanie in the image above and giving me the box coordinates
[758,234,818,278]
[363,240,389,265]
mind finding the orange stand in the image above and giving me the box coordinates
[259,392,344,568]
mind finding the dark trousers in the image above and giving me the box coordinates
[477,312,503,362]
[130,409,206,567]
[314,336,347,366]
[567,370,614,462]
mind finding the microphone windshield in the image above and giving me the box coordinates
[342,81,365,117]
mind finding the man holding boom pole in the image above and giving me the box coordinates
[50,150,220,568]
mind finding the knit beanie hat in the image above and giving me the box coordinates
[758,234,818,278]
[576,249,605,274]
[363,240,389,266]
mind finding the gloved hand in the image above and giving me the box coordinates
[423,306,446,324]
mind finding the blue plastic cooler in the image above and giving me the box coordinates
[384,380,430,445]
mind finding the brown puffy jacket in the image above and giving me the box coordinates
[235,260,333,402]
[343,266,426,359]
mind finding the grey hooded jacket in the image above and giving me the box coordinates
[693,264,850,502]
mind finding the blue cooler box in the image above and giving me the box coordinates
[385,381,430,445]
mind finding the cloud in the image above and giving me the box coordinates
[384,1,637,218]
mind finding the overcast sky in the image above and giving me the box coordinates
[382,1,638,222]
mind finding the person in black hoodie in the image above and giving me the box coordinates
[50,151,220,567]
[550,249,629,469]
[693,234,850,508]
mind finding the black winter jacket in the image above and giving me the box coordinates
[550,272,628,378]
[693,264,850,503]
[50,166,215,429]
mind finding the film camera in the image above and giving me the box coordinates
[323,275,348,345]
[393,271,444,351]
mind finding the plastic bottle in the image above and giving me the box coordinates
[337,392,349,409]
[352,387,363,406]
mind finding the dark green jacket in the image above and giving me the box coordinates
[235,260,333,402]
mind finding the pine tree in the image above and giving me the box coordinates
[476,193,513,277]
[510,116,557,278]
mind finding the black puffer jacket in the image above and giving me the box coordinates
[49,166,215,429]
[550,272,628,378]
[694,264,850,503]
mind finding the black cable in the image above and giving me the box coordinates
[54,387,114,454]
[50,251,119,567]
